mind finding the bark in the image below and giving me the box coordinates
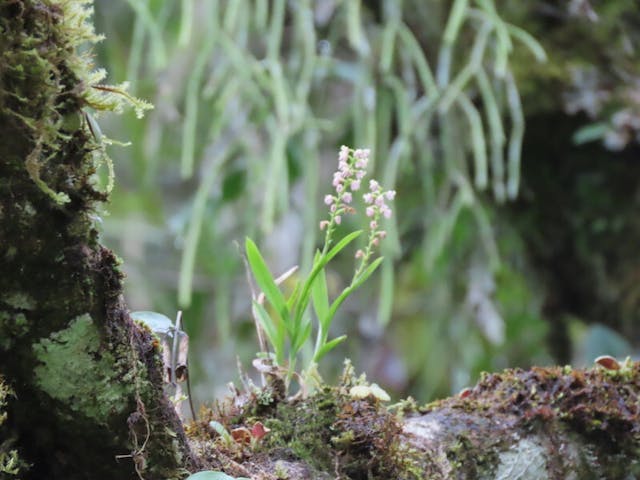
[0,1,196,478]
[401,364,640,479]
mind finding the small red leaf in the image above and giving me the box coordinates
[251,421,271,440]
[458,387,473,399]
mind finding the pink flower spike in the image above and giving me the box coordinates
[375,196,384,207]
[355,249,364,259]
[335,215,342,225]
[355,158,368,169]
[385,190,396,200]
[336,184,344,193]
[324,195,334,205]
[356,170,366,180]
[381,205,392,218]
[372,237,380,246]
[370,220,378,230]
[342,192,353,204]
[354,149,369,168]
[366,206,375,217]
[350,180,361,191]
[354,148,370,159]
[319,220,330,230]
[378,230,387,239]
[369,179,380,191]
[339,145,350,162]
[330,204,337,213]
[363,193,373,204]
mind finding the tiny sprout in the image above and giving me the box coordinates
[250,421,271,441]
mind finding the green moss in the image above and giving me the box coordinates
[261,388,338,470]
[0,312,29,351]
[1,292,35,310]
[193,365,423,478]
[0,378,27,477]
[32,314,134,423]
[420,363,640,477]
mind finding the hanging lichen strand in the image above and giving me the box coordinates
[0,1,190,479]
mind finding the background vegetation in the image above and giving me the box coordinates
[91,0,640,405]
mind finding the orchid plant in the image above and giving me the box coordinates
[245,146,395,389]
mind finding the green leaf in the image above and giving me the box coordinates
[313,335,347,363]
[291,316,312,354]
[285,280,301,311]
[185,471,250,480]
[293,231,362,323]
[310,255,329,331]
[325,230,362,262]
[245,237,290,327]
[253,301,285,363]
[324,257,384,331]
[207,422,233,443]
[573,122,607,145]
[353,256,384,289]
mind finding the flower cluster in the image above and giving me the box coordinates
[320,146,370,232]
[354,179,395,277]
[320,146,395,278]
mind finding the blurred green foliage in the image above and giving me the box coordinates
[92,0,639,403]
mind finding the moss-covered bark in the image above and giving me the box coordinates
[0,1,194,478]
[186,361,640,479]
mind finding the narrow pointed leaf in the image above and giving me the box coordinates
[292,317,312,354]
[293,231,362,323]
[310,256,329,329]
[325,257,384,330]
[325,230,362,262]
[353,256,384,289]
[245,237,290,325]
[253,300,284,363]
[313,335,347,363]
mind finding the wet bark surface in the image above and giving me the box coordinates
[0,1,194,478]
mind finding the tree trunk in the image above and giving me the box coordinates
[0,1,195,478]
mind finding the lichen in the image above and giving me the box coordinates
[32,314,134,423]
[489,437,548,480]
